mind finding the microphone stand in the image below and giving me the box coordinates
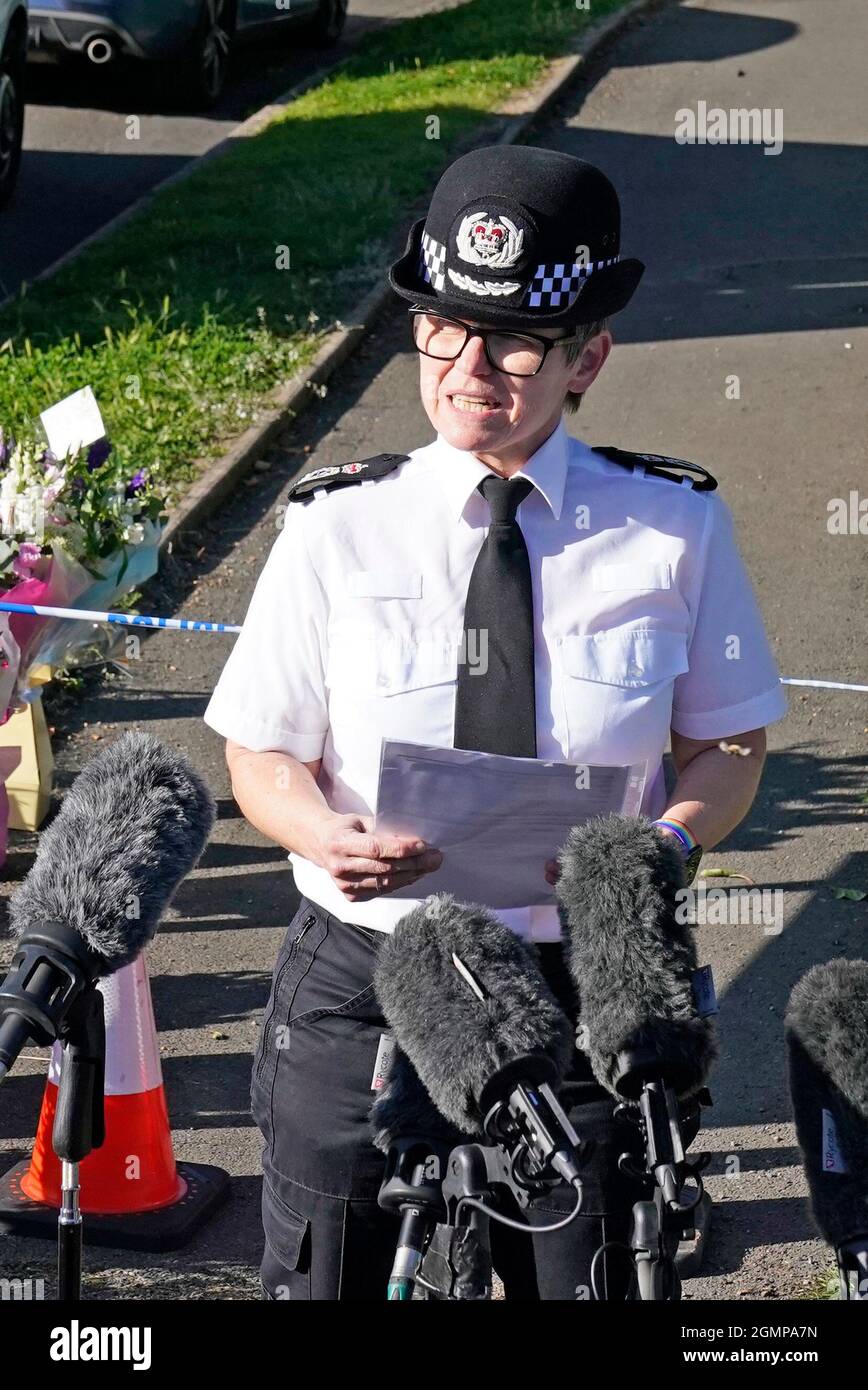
[377,1136,450,1300]
[379,1135,518,1300]
[614,1078,711,1302]
[411,1069,590,1301]
[415,1143,503,1300]
[53,986,106,1302]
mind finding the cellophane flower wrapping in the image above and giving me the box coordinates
[0,428,167,721]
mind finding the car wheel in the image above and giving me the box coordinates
[0,60,24,212]
[175,0,236,110]
[306,0,349,45]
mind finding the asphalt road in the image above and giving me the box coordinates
[0,0,470,300]
[1,0,867,1302]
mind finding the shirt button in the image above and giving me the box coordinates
[377,674,390,688]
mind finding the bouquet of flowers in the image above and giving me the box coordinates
[0,424,167,722]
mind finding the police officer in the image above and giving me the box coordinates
[204,144,788,1300]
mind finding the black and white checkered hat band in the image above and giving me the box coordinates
[420,230,447,290]
[419,231,619,309]
[525,256,620,308]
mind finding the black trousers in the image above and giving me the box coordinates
[251,895,701,1301]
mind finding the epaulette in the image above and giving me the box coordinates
[286,453,410,504]
[592,446,718,492]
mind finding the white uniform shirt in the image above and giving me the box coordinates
[204,417,787,942]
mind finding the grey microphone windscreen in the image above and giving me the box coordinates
[374,893,574,1134]
[557,812,717,1099]
[8,731,215,972]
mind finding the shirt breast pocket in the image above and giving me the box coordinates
[326,633,458,745]
[558,626,690,763]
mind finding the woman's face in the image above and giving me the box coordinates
[417,312,612,473]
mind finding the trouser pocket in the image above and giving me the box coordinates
[260,1173,399,1302]
[260,1179,311,1300]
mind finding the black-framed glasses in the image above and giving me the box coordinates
[408,308,585,378]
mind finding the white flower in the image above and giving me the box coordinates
[0,470,19,503]
[126,524,145,546]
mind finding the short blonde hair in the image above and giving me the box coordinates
[561,317,610,414]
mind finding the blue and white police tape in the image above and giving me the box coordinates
[0,599,241,635]
[0,599,865,691]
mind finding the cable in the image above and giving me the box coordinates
[455,1179,583,1234]
[589,1239,637,1301]
[671,1171,704,1217]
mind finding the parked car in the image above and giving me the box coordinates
[27,0,348,108]
[0,0,26,209]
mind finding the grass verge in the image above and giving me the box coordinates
[0,0,633,507]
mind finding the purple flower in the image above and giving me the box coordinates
[0,433,15,467]
[125,469,148,499]
[11,541,44,580]
[71,476,86,494]
[39,448,58,469]
[86,437,112,471]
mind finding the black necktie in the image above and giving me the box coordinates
[453,473,537,758]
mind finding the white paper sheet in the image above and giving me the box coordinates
[40,386,105,460]
[375,740,647,908]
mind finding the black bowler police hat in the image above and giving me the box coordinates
[389,144,644,330]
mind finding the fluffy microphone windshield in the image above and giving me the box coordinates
[374,893,574,1135]
[370,1047,465,1154]
[557,813,717,1099]
[8,731,215,972]
[786,959,868,1248]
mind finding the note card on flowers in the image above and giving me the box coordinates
[40,386,106,460]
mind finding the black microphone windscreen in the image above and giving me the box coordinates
[370,1047,465,1154]
[786,959,868,1249]
[374,894,574,1134]
[557,813,717,1099]
[8,731,215,972]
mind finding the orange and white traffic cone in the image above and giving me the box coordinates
[0,954,228,1251]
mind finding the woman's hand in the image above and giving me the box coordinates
[544,858,561,887]
[310,812,444,903]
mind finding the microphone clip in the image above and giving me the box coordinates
[0,921,104,1073]
[53,984,107,1163]
[479,1054,591,1193]
[377,1135,448,1221]
[615,1079,710,1218]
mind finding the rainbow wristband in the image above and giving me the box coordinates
[652,817,698,854]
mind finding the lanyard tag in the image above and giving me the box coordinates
[692,965,718,1018]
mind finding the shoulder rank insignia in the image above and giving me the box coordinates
[592,446,718,492]
[286,453,410,504]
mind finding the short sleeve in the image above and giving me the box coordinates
[203,503,329,759]
[670,492,788,739]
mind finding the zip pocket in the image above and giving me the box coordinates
[255,913,317,1083]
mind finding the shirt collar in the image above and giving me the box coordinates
[431,416,570,522]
